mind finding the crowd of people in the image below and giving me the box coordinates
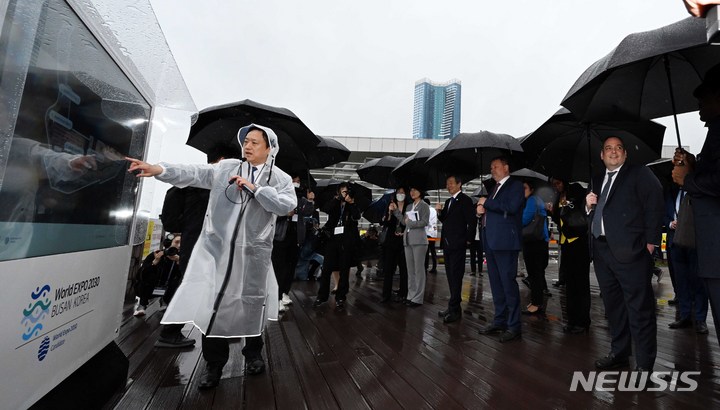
[125,54,720,390]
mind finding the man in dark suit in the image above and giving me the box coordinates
[672,64,720,345]
[476,157,525,342]
[586,136,663,372]
[435,175,475,323]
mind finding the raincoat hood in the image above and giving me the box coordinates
[237,123,280,165]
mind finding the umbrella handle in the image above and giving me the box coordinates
[663,55,684,150]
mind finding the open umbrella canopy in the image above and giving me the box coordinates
[186,99,322,173]
[425,131,523,180]
[356,155,404,188]
[391,148,450,191]
[305,136,350,169]
[362,190,395,224]
[511,168,549,183]
[521,108,665,183]
[561,17,720,146]
[646,158,675,191]
[313,179,372,212]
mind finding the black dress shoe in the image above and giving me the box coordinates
[696,321,709,334]
[335,299,345,311]
[563,325,589,334]
[312,299,327,308]
[521,278,531,288]
[442,312,461,323]
[392,295,405,303]
[406,301,422,307]
[668,318,693,329]
[552,281,565,288]
[379,297,391,303]
[595,354,630,370]
[478,323,507,335]
[246,358,265,375]
[667,297,678,305]
[438,309,450,317]
[428,269,437,274]
[198,363,223,390]
[498,330,521,343]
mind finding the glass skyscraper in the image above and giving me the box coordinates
[412,78,461,140]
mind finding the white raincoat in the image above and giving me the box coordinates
[157,124,296,337]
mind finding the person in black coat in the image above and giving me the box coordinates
[550,178,591,334]
[435,175,475,323]
[672,64,720,343]
[379,187,409,303]
[586,136,663,372]
[313,182,361,310]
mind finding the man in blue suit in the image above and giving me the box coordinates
[477,156,525,342]
[587,136,663,372]
[436,175,476,323]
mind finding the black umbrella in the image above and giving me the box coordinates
[425,131,523,180]
[520,108,665,183]
[306,136,350,169]
[186,99,322,173]
[646,158,675,190]
[362,191,394,223]
[391,148,451,191]
[313,179,372,212]
[561,17,720,147]
[356,156,404,188]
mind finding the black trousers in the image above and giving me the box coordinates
[704,278,720,346]
[469,239,484,273]
[425,239,437,271]
[562,237,591,327]
[202,335,264,367]
[444,246,466,313]
[382,240,408,299]
[523,240,548,306]
[272,233,299,297]
[317,238,350,301]
[593,238,656,369]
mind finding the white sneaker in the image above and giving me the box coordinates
[133,297,146,317]
[281,293,293,305]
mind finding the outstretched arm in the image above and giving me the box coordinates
[126,157,163,177]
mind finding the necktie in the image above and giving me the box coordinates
[592,171,617,238]
[492,183,501,199]
[250,166,257,184]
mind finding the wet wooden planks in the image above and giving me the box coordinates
[104,261,720,409]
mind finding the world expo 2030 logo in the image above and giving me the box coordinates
[22,284,52,342]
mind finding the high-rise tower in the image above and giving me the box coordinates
[412,78,461,139]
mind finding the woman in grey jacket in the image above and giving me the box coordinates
[400,186,430,306]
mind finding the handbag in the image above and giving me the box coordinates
[673,195,695,248]
[522,198,545,241]
[560,201,588,238]
[378,226,389,245]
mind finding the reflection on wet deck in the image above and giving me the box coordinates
[105,262,719,409]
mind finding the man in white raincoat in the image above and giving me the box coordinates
[126,124,296,389]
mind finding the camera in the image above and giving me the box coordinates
[165,246,179,257]
[162,233,176,249]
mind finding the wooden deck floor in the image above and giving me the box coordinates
[105,260,720,409]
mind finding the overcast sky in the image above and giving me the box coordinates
[149,0,708,156]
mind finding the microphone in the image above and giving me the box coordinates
[227,157,254,196]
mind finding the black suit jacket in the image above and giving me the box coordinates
[589,163,663,264]
[437,191,475,250]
